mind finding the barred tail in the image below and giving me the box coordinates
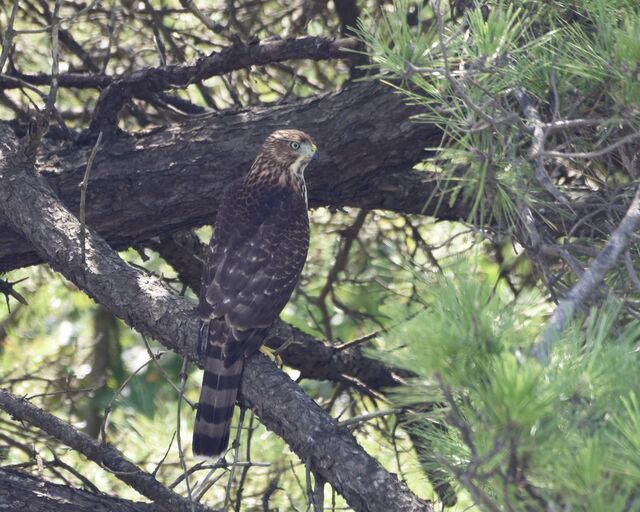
[193,341,243,459]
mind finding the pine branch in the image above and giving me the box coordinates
[532,185,640,364]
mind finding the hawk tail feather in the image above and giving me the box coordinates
[193,342,243,459]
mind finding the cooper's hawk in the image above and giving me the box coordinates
[193,129,318,458]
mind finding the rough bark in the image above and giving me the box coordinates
[0,126,432,511]
[0,81,459,273]
[0,468,158,512]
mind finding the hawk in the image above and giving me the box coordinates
[193,129,318,458]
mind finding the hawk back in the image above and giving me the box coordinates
[193,176,309,458]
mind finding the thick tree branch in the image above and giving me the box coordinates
[0,81,457,273]
[0,128,431,511]
[0,468,157,512]
[86,36,361,136]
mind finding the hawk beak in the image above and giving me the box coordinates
[311,144,319,160]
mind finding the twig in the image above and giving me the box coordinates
[312,471,325,512]
[223,406,246,511]
[624,250,640,293]
[305,456,313,512]
[433,1,517,128]
[234,411,255,512]
[313,209,368,338]
[333,331,378,351]
[541,118,613,132]
[43,0,61,118]
[21,0,62,159]
[101,0,117,73]
[79,131,102,266]
[99,355,155,445]
[14,0,100,35]
[513,88,570,206]
[193,461,229,501]
[262,479,280,511]
[0,0,20,74]
[541,130,640,159]
[532,185,640,364]
[179,0,228,36]
[336,408,403,428]
[170,459,270,491]
[48,450,102,494]
[143,0,168,66]
[0,277,28,312]
[141,333,195,407]
[176,356,195,511]
[152,431,176,477]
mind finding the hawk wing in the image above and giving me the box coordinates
[199,178,310,363]
[193,179,309,458]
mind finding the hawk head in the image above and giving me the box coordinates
[249,129,318,190]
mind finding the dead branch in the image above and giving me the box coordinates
[532,185,640,364]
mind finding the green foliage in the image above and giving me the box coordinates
[3,0,640,510]
[355,0,640,230]
[376,262,640,511]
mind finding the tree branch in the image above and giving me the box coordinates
[0,389,214,512]
[1,36,360,92]
[0,467,158,512]
[86,36,360,136]
[0,127,431,511]
[0,81,456,273]
[531,185,640,364]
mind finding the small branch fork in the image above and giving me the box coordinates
[532,185,640,364]
[513,89,571,207]
[0,277,28,311]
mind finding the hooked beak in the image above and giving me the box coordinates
[311,144,319,161]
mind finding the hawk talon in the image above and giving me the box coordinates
[259,345,282,365]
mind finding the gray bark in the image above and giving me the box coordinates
[0,468,158,512]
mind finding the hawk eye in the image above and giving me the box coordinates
[289,141,300,150]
